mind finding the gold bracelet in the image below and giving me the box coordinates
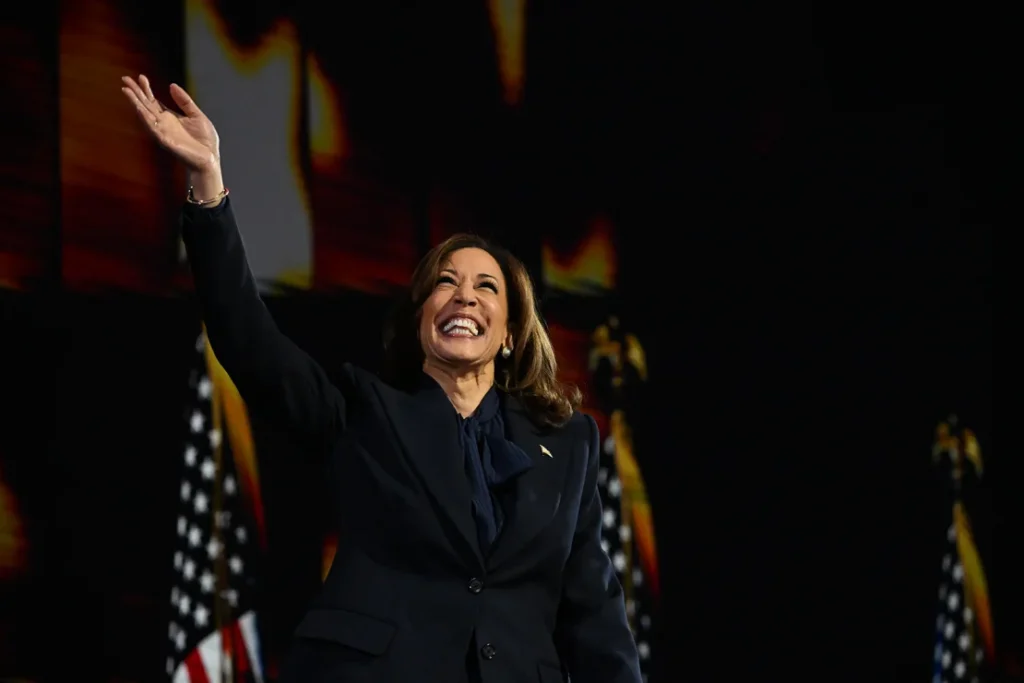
[186,186,230,205]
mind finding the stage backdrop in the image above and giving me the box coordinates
[0,1,1005,682]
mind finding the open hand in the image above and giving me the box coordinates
[121,75,220,173]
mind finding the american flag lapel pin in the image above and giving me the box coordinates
[540,445,553,458]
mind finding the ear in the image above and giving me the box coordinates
[504,331,514,351]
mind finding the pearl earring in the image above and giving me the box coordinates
[501,346,511,359]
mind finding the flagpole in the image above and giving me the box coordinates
[205,330,234,683]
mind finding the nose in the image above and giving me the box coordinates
[453,281,478,306]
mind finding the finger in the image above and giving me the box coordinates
[121,76,159,116]
[169,83,202,117]
[139,74,160,107]
[122,87,163,133]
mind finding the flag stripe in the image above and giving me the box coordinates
[238,612,265,681]
[184,649,210,683]
[231,622,251,675]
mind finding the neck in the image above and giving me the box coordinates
[423,361,495,418]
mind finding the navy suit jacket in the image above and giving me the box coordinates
[181,198,642,683]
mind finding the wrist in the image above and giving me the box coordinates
[188,165,225,204]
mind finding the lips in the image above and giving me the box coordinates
[440,315,483,337]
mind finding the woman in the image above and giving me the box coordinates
[121,75,642,683]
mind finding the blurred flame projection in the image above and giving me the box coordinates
[428,185,478,246]
[322,532,337,582]
[542,214,618,296]
[306,83,418,295]
[487,0,526,106]
[307,54,349,171]
[185,0,311,292]
[0,464,28,580]
[0,15,58,290]
[545,323,594,401]
[59,0,185,293]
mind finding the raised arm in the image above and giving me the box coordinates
[121,74,344,453]
[554,415,643,683]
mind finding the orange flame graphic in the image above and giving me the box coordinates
[542,214,617,294]
[0,462,28,580]
[487,0,526,106]
[185,0,313,291]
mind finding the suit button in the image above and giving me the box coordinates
[467,578,483,594]
[481,643,497,660]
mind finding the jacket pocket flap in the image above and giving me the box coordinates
[294,608,396,655]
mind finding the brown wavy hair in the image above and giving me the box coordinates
[382,234,581,428]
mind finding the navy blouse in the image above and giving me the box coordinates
[420,374,534,553]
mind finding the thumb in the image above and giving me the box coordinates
[169,83,202,117]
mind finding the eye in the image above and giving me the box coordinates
[437,275,456,287]
[479,281,498,293]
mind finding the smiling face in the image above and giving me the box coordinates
[418,247,512,373]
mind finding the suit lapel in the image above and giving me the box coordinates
[488,396,570,568]
[373,381,484,570]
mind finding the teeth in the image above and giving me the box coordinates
[442,317,480,336]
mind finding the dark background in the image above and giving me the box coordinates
[0,1,1002,681]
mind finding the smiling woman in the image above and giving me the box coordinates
[122,72,644,682]
[383,233,579,427]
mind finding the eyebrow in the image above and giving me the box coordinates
[440,267,499,281]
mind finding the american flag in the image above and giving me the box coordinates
[590,318,658,682]
[934,521,985,683]
[597,417,655,682]
[167,331,265,683]
[932,418,994,683]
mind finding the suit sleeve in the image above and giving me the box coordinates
[554,414,643,683]
[181,198,345,453]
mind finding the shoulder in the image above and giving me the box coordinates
[335,362,419,402]
[551,411,603,487]
[564,409,597,435]
[553,410,600,456]
[338,362,376,386]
